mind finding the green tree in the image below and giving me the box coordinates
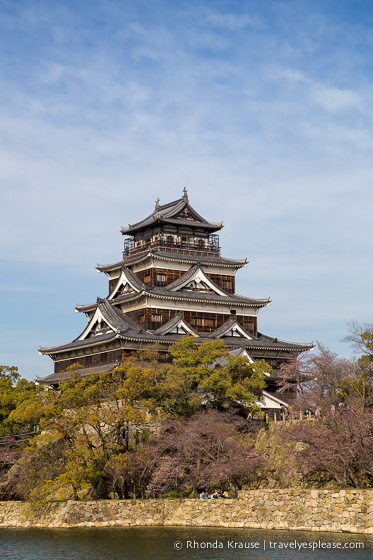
[12,360,161,502]
[150,363,202,416]
[153,336,270,414]
[0,366,39,436]
[202,355,270,411]
[169,335,229,386]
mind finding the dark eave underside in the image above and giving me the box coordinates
[77,289,270,313]
[40,326,313,355]
[120,197,223,235]
[96,251,247,273]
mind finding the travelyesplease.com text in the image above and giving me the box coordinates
[173,539,365,551]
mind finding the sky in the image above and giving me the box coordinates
[1,0,372,380]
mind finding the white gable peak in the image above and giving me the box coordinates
[170,267,227,296]
[108,270,140,300]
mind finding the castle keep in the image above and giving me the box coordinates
[38,190,312,408]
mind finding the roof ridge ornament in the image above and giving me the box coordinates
[155,197,160,210]
[182,187,188,202]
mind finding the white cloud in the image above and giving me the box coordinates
[311,86,362,111]
[1,0,373,376]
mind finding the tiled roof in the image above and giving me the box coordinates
[39,332,119,354]
[164,263,228,296]
[98,299,142,333]
[165,263,201,290]
[96,259,124,273]
[209,346,253,368]
[122,267,146,291]
[221,333,314,352]
[36,363,117,385]
[207,316,252,339]
[120,195,222,235]
[152,312,199,336]
[37,329,313,384]
[40,309,313,356]
[110,286,270,308]
[41,300,144,354]
[96,251,247,272]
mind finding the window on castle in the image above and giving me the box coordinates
[156,273,167,283]
[100,353,108,364]
[85,355,93,366]
[138,313,146,323]
[151,314,162,322]
[191,317,215,328]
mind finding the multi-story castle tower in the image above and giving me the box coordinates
[38,190,313,409]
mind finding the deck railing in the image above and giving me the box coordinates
[123,234,220,259]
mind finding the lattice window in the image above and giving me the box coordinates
[151,313,162,323]
[85,355,93,366]
[208,274,235,294]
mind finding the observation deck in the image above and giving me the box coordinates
[123,234,220,260]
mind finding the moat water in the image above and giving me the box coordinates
[0,527,372,560]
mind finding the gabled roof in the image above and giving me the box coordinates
[152,312,198,336]
[76,284,270,313]
[108,268,145,300]
[40,300,143,354]
[120,191,223,235]
[97,299,142,333]
[208,316,254,340]
[257,390,290,409]
[78,299,141,340]
[39,307,313,359]
[210,346,254,368]
[166,264,228,296]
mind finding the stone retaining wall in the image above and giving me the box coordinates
[0,489,372,533]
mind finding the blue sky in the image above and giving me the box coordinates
[1,0,372,379]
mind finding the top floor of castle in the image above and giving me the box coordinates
[121,188,225,260]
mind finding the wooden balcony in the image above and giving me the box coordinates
[123,235,220,260]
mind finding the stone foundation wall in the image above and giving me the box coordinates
[0,489,372,533]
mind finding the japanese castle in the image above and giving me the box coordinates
[38,190,313,410]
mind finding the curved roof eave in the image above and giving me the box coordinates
[96,251,248,272]
[39,331,120,355]
[120,196,223,235]
[108,288,270,308]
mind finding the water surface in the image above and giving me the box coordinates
[0,527,372,560]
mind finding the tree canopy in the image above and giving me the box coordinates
[2,324,373,501]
